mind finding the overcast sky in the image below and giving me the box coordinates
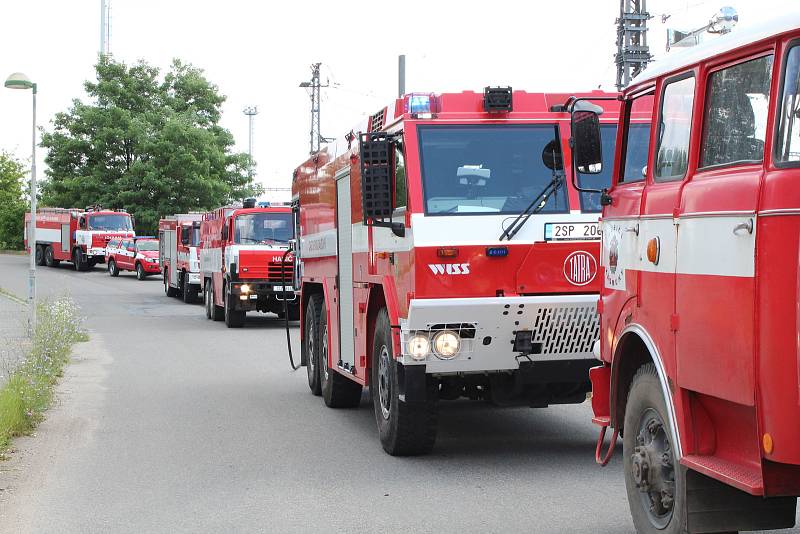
[1,0,796,203]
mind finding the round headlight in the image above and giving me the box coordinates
[406,334,430,361]
[432,330,460,359]
[240,283,251,294]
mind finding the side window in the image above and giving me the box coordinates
[394,143,407,210]
[655,75,696,181]
[701,55,773,168]
[619,92,654,184]
[776,44,800,164]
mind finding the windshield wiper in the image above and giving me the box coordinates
[498,171,564,241]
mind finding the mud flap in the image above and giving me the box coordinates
[397,362,427,403]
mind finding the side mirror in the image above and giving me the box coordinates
[572,110,603,174]
[130,215,136,229]
[181,227,190,245]
[359,132,405,238]
[79,217,86,229]
[222,223,229,241]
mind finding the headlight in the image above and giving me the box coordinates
[406,334,430,361]
[432,331,460,359]
[240,283,251,294]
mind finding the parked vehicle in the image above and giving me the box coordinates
[159,213,203,302]
[24,205,135,271]
[573,14,800,534]
[292,88,631,455]
[106,237,161,280]
[199,198,298,328]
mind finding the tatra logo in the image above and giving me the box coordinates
[428,263,470,275]
[563,251,597,286]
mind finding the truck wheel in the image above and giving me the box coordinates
[204,281,213,319]
[108,259,119,277]
[304,294,323,396]
[73,249,88,271]
[164,271,179,297]
[136,263,147,280]
[44,246,59,267]
[624,363,684,534]
[224,284,245,328]
[371,308,438,456]
[320,304,362,408]
[210,283,224,321]
[181,273,196,303]
[35,245,45,266]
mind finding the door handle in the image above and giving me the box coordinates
[732,219,753,236]
[625,224,639,236]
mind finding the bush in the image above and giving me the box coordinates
[0,295,86,452]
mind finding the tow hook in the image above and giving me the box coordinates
[595,424,619,466]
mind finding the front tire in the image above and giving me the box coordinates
[136,263,147,280]
[304,294,323,396]
[181,273,196,303]
[224,284,245,328]
[320,304,362,408]
[108,259,119,277]
[371,308,438,456]
[73,248,88,271]
[623,363,684,534]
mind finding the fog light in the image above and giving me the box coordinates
[407,334,430,361]
[240,284,251,294]
[432,330,460,359]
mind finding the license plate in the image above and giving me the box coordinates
[544,222,600,241]
[273,286,294,292]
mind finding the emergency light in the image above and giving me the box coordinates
[404,93,437,117]
[486,246,508,257]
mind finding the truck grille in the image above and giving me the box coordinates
[531,304,599,357]
[267,261,294,283]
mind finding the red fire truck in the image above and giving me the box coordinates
[24,206,135,271]
[159,213,203,303]
[200,199,299,327]
[571,14,800,534]
[293,88,632,455]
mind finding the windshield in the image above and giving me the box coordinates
[88,214,133,231]
[136,240,158,252]
[577,125,618,212]
[234,213,292,244]
[418,125,567,215]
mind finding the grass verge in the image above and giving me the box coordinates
[0,295,87,455]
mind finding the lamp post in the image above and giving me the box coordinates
[5,72,37,337]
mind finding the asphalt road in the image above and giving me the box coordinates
[0,253,797,534]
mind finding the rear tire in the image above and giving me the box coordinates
[321,304,362,408]
[108,259,119,277]
[210,282,224,322]
[224,284,245,328]
[624,363,684,534]
[181,273,196,303]
[204,280,213,319]
[35,245,45,266]
[304,294,323,396]
[371,308,438,456]
[136,263,147,280]
[44,246,59,267]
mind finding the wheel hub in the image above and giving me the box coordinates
[321,323,329,381]
[377,345,391,420]
[632,409,675,528]
[308,321,316,374]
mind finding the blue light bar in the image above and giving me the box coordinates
[486,246,509,257]
[407,94,431,114]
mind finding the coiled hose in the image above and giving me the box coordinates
[281,247,300,371]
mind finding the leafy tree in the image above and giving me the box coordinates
[40,57,260,234]
[0,151,27,250]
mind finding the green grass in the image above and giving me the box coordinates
[0,295,87,454]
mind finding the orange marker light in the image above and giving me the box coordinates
[763,433,774,455]
[437,247,459,258]
[647,237,660,265]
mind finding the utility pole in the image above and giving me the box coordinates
[615,0,652,90]
[299,63,330,155]
[243,106,258,179]
[100,0,112,57]
[398,55,406,97]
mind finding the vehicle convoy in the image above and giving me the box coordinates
[24,205,135,271]
[200,198,299,328]
[292,88,638,455]
[105,236,161,280]
[159,213,203,302]
[573,14,800,534]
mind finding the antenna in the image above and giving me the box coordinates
[666,6,739,51]
[99,0,112,57]
[615,0,652,91]
[299,63,332,155]
[243,106,258,180]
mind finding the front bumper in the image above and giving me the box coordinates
[400,295,600,374]
[187,272,201,285]
[87,247,107,258]
[229,281,298,309]
[141,261,161,273]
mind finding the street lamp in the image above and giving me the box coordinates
[5,72,37,337]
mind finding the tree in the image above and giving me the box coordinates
[40,57,260,234]
[0,151,27,250]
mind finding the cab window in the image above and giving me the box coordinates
[655,75,696,181]
[700,55,773,168]
[394,143,407,210]
[619,92,654,184]
[776,43,800,164]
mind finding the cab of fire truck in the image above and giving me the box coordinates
[572,14,800,534]
[294,88,639,456]
[73,206,135,270]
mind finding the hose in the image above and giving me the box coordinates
[281,247,300,371]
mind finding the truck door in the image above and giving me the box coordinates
[336,169,356,369]
[640,73,697,379]
[675,55,771,406]
[601,91,653,351]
